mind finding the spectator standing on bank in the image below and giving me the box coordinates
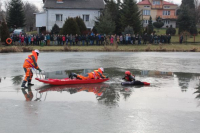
[82,35,86,46]
[47,34,50,45]
[180,34,183,44]
[167,34,171,44]
[125,34,128,44]
[50,35,53,45]
[72,35,75,45]
[66,34,69,45]
[85,35,89,45]
[78,35,81,45]
[100,35,104,45]
[53,35,57,45]
[62,35,66,45]
[135,34,139,44]
[25,35,28,46]
[143,33,147,45]
[138,35,141,45]
[120,35,123,44]
[157,35,160,44]
[21,35,25,45]
[117,35,120,44]
[69,34,73,45]
[110,35,114,45]
[154,34,158,44]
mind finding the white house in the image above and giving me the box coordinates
[35,0,105,33]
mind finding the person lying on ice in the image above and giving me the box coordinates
[122,71,150,86]
[69,67,108,80]
[122,71,135,81]
[21,49,42,88]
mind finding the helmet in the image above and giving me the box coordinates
[125,71,131,75]
[98,67,104,73]
[35,49,40,54]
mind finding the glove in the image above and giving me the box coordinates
[38,68,42,72]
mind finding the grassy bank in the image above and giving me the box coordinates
[1,44,200,53]
[155,28,200,43]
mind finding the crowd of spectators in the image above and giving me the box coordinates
[10,33,172,46]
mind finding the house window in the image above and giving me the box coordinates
[83,15,89,22]
[153,1,160,5]
[143,20,149,24]
[56,14,63,21]
[144,6,150,8]
[164,6,170,9]
[163,11,170,15]
[164,20,170,24]
[143,10,150,15]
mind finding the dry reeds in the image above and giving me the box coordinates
[63,46,71,51]
[0,46,33,53]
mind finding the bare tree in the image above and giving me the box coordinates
[23,2,39,32]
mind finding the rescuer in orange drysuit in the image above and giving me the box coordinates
[69,68,107,80]
[21,49,42,88]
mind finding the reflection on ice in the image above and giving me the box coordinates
[2,68,200,108]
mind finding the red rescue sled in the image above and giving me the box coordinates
[35,78,109,85]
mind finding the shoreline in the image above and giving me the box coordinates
[0,44,200,53]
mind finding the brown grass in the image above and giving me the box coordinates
[1,44,200,52]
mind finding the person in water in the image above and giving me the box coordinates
[21,49,42,88]
[122,71,150,86]
[69,67,107,80]
[122,71,135,81]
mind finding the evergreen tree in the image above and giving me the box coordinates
[95,9,116,35]
[166,25,176,36]
[147,16,153,35]
[181,0,195,9]
[120,0,142,34]
[123,25,134,35]
[177,6,192,34]
[153,16,164,29]
[61,18,80,35]
[1,22,10,42]
[7,0,25,28]
[75,17,87,34]
[106,0,121,34]
[190,21,198,35]
[51,24,60,34]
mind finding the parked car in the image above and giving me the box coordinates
[13,29,26,35]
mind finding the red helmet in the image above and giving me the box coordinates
[125,71,131,75]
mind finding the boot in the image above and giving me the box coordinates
[69,73,78,79]
[28,79,34,86]
[21,81,28,88]
[69,73,73,79]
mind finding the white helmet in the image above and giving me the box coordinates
[99,67,104,72]
[35,49,40,54]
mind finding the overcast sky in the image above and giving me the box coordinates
[1,0,182,11]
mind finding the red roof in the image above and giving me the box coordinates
[137,0,151,5]
[137,0,175,5]
[163,1,175,5]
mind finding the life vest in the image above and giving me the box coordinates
[88,72,96,79]
[125,76,130,81]
[23,51,38,69]
[125,75,135,81]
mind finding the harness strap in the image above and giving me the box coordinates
[26,58,35,70]
[92,72,96,79]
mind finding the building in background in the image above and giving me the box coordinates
[137,0,178,28]
[35,0,104,34]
